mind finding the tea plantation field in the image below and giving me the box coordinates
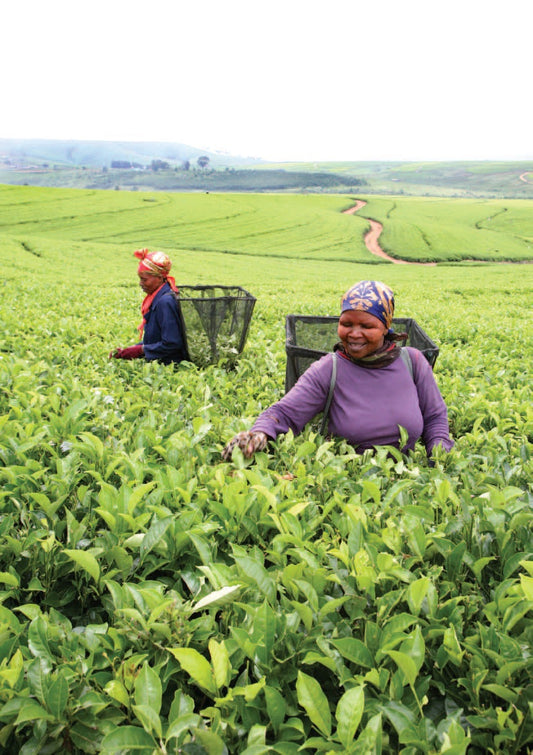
[0,184,532,753]
[357,196,533,263]
[1,184,533,265]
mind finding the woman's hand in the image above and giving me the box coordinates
[110,345,144,359]
[222,431,268,460]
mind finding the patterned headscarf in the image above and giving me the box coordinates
[340,280,395,329]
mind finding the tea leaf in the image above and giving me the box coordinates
[101,725,158,753]
[63,548,100,584]
[406,576,430,615]
[336,685,365,746]
[264,685,286,733]
[104,680,130,707]
[15,699,55,725]
[192,584,241,611]
[519,574,533,600]
[330,637,374,668]
[385,650,418,687]
[0,572,19,588]
[481,683,519,703]
[208,638,232,690]
[134,663,162,717]
[139,516,173,561]
[28,617,54,664]
[127,482,157,515]
[296,671,331,737]
[232,547,276,603]
[47,673,69,719]
[132,704,162,739]
[169,647,217,696]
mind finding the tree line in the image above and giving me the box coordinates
[110,156,210,171]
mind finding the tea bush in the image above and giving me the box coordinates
[0,186,531,753]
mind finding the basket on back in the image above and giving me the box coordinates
[285,315,439,392]
[176,285,256,368]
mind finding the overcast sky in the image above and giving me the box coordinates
[2,0,531,162]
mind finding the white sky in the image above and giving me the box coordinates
[2,0,531,162]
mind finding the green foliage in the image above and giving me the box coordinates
[0,186,531,752]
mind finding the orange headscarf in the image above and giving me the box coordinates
[134,249,178,336]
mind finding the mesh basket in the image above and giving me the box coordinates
[285,315,439,391]
[175,285,256,367]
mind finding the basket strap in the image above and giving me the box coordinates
[320,354,337,436]
[399,346,414,380]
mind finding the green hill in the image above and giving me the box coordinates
[259,160,533,199]
[0,137,260,169]
[1,140,532,197]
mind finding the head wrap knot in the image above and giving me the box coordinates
[134,248,172,277]
[340,280,395,329]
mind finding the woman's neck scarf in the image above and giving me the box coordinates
[338,280,407,368]
[335,334,406,369]
[134,249,178,336]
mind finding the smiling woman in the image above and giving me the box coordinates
[223,279,454,460]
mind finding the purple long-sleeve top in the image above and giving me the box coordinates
[252,347,453,455]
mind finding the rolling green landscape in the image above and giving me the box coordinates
[1,185,532,265]
[262,162,533,200]
[354,196,533,262]
[0,184,532,753]
[1,139,532,198]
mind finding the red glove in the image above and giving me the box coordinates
[110,345,144,360]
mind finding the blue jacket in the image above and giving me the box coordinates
[142,283,186,364]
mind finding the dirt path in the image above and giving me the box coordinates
[519,172,531,183]
[344,201,436,266]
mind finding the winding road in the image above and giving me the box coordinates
[344,201,436,266]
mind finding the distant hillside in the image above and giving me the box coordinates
[0,139,364,193]
[0,140,531,197]
[0,165,364,194]
[0,138,261,169]
[259,160,533,199]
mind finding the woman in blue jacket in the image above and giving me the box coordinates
[111,249,186,365]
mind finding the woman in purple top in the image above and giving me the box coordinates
[222,280,453,460]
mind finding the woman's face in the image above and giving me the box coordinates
[338,309,387,359]
[138,271,163,295]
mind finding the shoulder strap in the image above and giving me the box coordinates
[400,346,413,379]
[319,354,337,435]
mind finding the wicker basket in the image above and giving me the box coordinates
[175,285,256,367]
[285,315,439,391]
